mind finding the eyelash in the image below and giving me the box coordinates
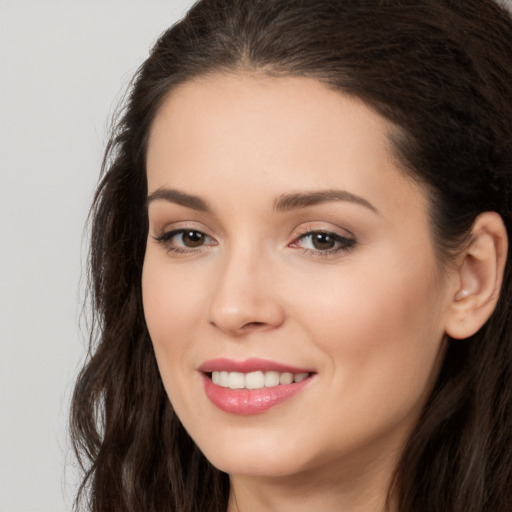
[153,228,356,257]
[153,229,216,254]
[290,230,356,257]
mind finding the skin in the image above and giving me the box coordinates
[142,73,463,512]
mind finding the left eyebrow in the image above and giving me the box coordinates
[273,189,380,215]
[146,187,211,212]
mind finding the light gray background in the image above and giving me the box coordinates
[0,2,195,510]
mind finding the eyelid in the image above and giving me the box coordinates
[288,223,357,256]
[153,228,216,244]
[153,225,217,255]
[150,217,210,233]
[291,222,355,240]
[151,221,356,257]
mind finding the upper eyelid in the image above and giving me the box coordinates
[151,220,215,236]
[291,231,355,247]
[151,222,356,244]
[153,229,217,255]
[156,227,216,241]
[288,225,357,252]
[295,230,353,241]
[291,223,355,239]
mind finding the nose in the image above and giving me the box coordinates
[207,248,285,336]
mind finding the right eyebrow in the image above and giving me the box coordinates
[146,187,211,212]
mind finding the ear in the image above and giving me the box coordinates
[445,212,508,340]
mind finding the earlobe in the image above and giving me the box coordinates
[446,212,508,340]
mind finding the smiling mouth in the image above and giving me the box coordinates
[199,358,315,413]
[208,370,311,390]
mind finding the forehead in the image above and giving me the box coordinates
[148,73,393,162]
[146,73,427,221]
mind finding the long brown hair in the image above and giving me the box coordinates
[71,1,512,510]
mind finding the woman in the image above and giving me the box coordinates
[71,0,512,511]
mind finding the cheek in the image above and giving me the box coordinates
[142,261,210,432]
[142,246,208,333]
[297,252,446,412]
[141,254,203,383]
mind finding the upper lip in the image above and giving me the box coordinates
[198,357,314,374]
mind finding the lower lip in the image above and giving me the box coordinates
[202,374,313,415]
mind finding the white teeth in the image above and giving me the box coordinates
[219,371,229,387]
[279,372,293,385]
[228,372,245,389]
[264,371,280,387]
[210,370,310,389]
[245,371,265,389]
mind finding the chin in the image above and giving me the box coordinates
[205,450,307,479]
[189,425,321,479]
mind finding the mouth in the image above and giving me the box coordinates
[208,370,311,390]
[199,358,315,415]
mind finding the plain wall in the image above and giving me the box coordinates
[0,2,195,510]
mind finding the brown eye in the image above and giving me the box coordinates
[292,230,356,254]
[154,228,216,253]
[181,230,206,247]
[311,232,336,250]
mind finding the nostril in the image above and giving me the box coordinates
[242,321,266,329]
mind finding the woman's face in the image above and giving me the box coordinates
[142,74,456,480]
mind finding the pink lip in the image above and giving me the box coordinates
[198,357,313,374]
[198,358,315,415]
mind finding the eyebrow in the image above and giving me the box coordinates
[146,188,211,212]
[273,190,379,214]
[146,187,379,215]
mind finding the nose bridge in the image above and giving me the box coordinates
[208,239,284,335]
